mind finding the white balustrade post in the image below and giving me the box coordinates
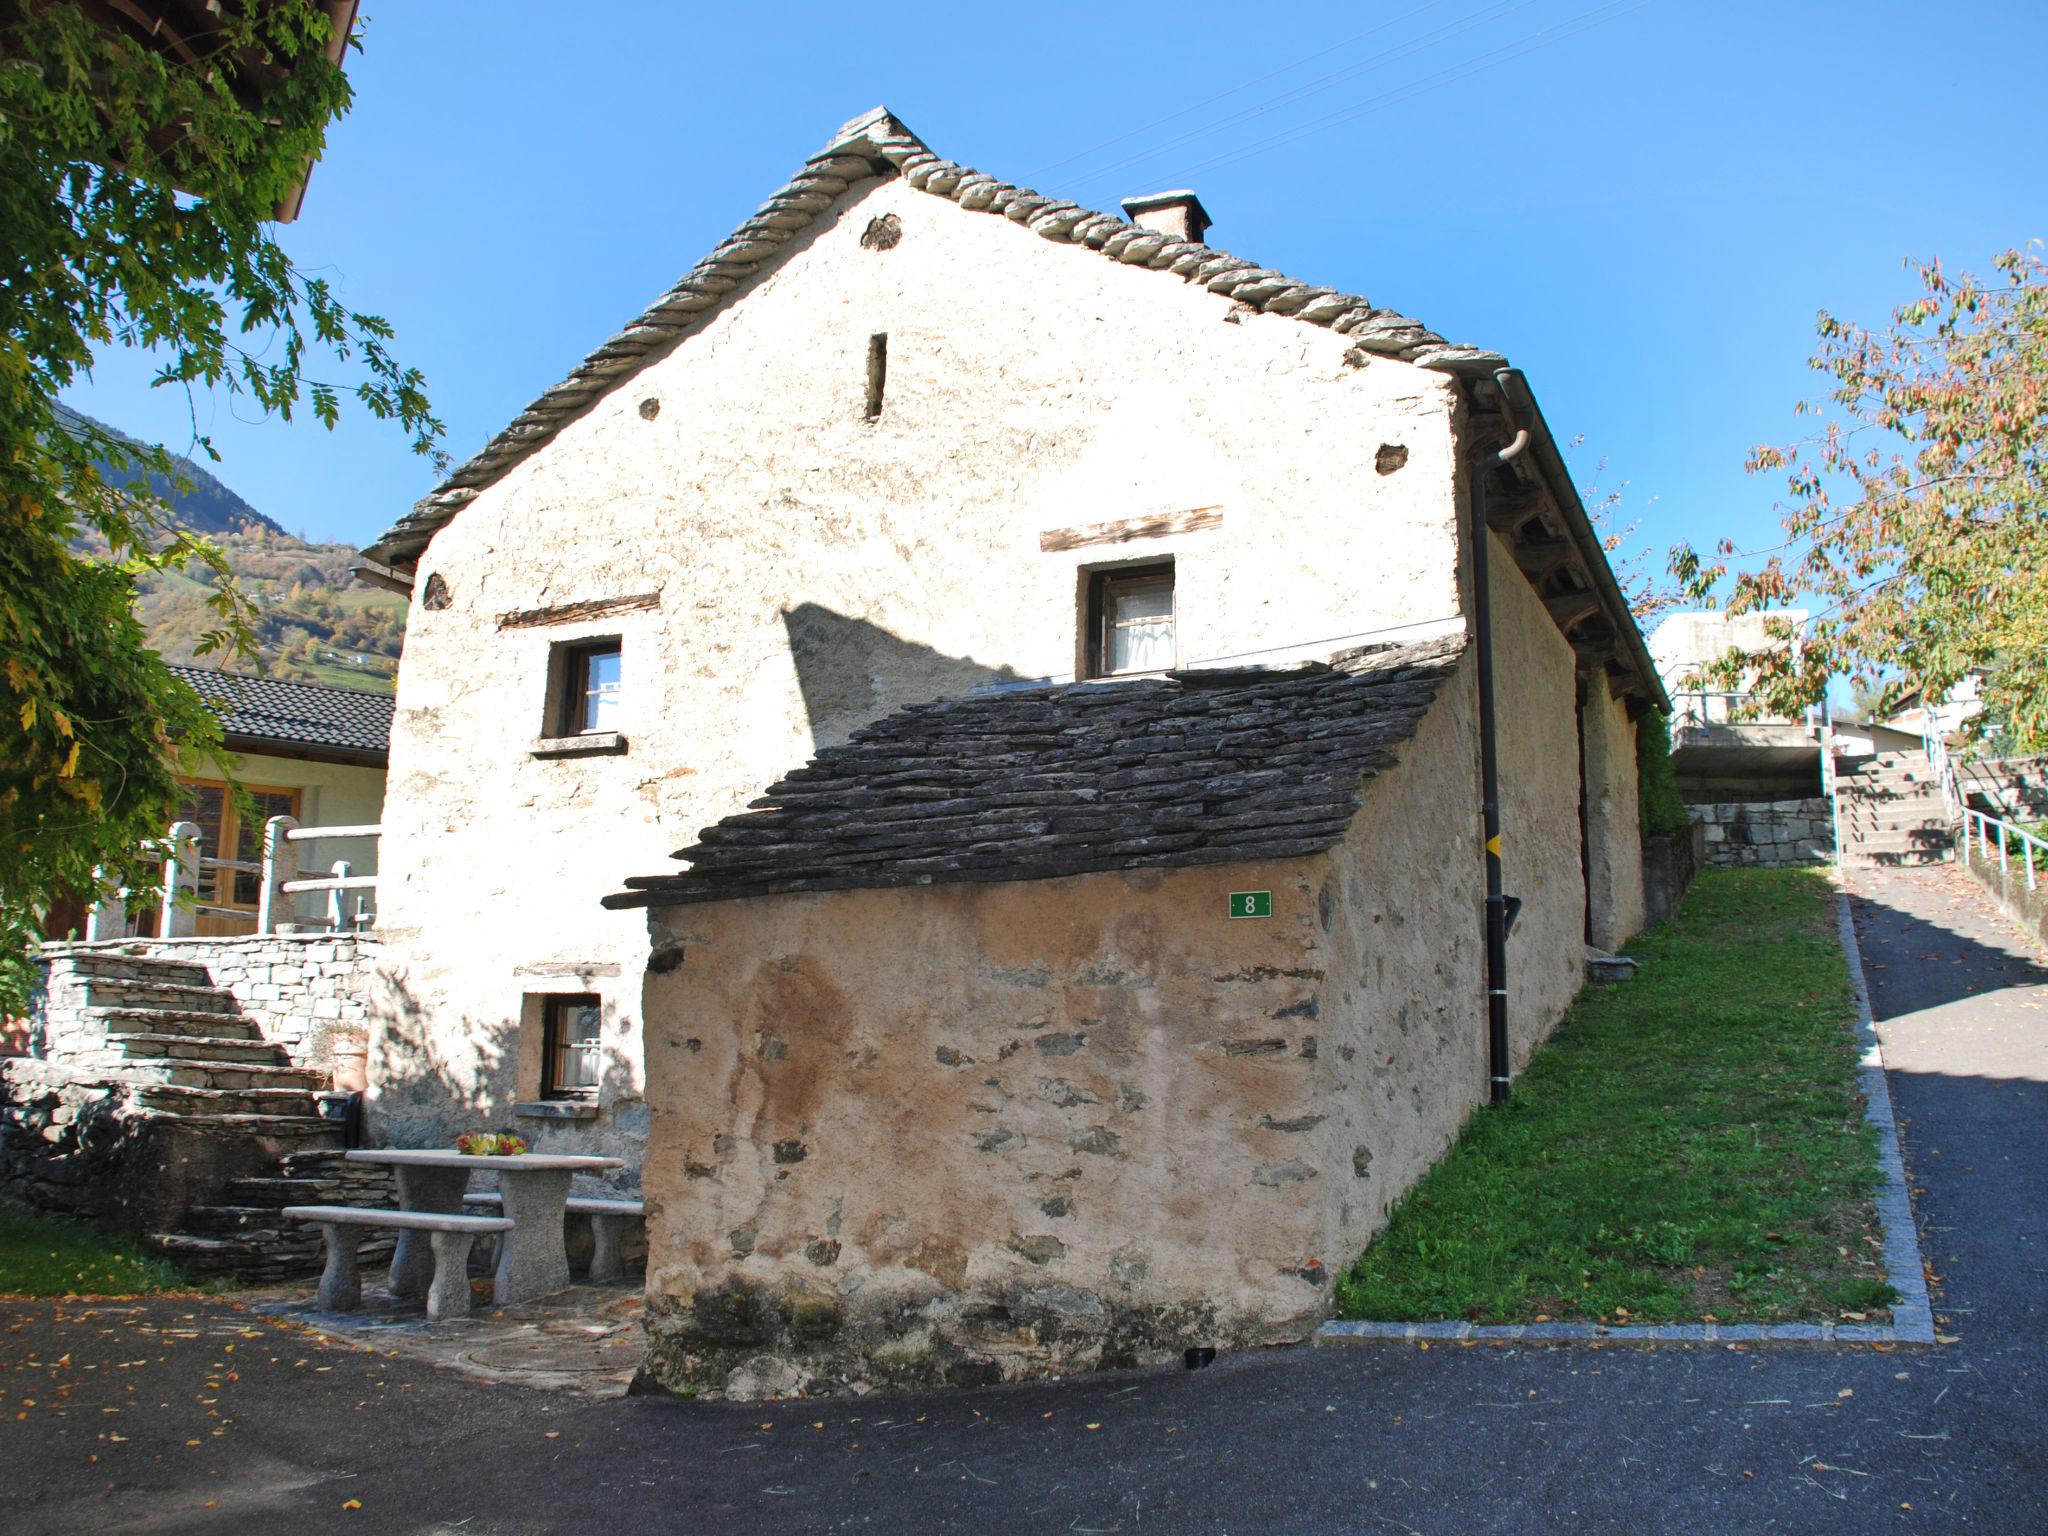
[325,859,352,931]
[84,867,130,942]
[160,820,201,938]
[257,815,300,933]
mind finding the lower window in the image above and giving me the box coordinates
[541,994,602,1099]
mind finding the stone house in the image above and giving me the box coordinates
[355,108,1667,1388]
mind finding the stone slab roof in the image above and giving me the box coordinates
[364,107,1507,573]
[606,634,1463,910]
[170,664,393,764]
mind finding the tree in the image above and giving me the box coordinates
[0,3,439,988]
[1572,439,1680,622]
[1672,245,2047,746]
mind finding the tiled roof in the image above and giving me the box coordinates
[606,634,1462,909]
[364,107,1506,573]
[170,665,393,762]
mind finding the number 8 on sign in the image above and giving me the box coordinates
[1229,891,1271,919]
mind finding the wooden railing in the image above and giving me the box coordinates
[84,816,381,941]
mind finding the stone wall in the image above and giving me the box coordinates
[1957,755,2048,821]
[1695,799,1833,868]
[1316,652,1486,1269]
[1579,668,1647,952]
[38,934,385,1072]
[0,1057,333,1232]
[638,858,1350,1396]
[372,170,1468,1172]
[1961,838,2048,951]
[1484,530,1594,1056]
[1643,821,1706,927]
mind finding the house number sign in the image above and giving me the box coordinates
[1228,891,1273,919]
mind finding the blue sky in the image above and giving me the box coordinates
[63,0,2047,590]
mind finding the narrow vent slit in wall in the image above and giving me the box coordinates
[865,333,887,420]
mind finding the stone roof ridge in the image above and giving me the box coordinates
[366,108,1506,569]
[604,633,1467,911]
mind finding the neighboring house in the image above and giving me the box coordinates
[358,108,1666,1388]
[39,666,392,941]
[1885,672,1986,742]
[1650,610,1832,868]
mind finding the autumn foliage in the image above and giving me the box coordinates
[1673,246,2048,747]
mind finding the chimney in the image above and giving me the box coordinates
[1120,190,1212,247]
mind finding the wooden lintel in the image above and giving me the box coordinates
[1040,505,1223,554]
[497,590,662,630]
[1544,591,1602,631]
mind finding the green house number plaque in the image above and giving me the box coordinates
[1228,891,1273,919]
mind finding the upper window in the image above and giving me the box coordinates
[1089,564,1176,677]
[541,994,602,1100]
[559,641,623,735]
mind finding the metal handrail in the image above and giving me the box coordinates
[1924,725,1962,823]
[1961,807,2045,891]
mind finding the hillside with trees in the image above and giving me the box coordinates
[67,409,406,692]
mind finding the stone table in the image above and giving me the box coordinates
[344,1149,626,1304]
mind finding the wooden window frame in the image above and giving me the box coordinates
[1085,562,1177,679]
[539,994,603,1101]
[548,637,623,738]
[176,778,302,912]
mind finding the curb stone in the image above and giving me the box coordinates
[1315,884,1935,1350]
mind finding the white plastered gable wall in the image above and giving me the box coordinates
[370,168,1469,1163]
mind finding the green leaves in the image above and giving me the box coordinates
[0,2,441,1005]
[1672,244,2048,748]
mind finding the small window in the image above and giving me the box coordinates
[557,640,623,736]
[1088,564,1176,677]
[541,995,602,1100]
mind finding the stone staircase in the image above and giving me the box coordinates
[1833,749,1955,867]
[24,950,384,1278]
[55,952,333,1124]
[150,1148,397,1280]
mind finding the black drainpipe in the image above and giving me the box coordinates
[1471,426,1530,1104]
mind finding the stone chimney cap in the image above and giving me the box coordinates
[1120,189,1212,245]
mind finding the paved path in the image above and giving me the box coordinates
[4,869,2044,1535]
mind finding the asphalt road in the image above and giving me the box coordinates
[3,866,2042,1535]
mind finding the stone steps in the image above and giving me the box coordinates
[1833,749,1956,867]
[88,1006,263,1039]
[101,1032,290,1065]
[110,1059,326,1093]
[145,1226,396,1281]
[57,952,213,987]
[149,1150,397,1280]
[77,978,240,1015]
[129,1082,324,1119]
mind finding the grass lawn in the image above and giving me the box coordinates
[0,1199,188,1299]
[1336,868,1897,1326]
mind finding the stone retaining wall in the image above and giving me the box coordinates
[1961,839,2048,952]
[1694,798,1834,868]
[0,1057,334,1230]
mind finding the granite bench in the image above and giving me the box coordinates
[463,1192,645,1283]
[284,1205,512,1319]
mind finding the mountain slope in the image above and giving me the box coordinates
[63,408,405,692]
